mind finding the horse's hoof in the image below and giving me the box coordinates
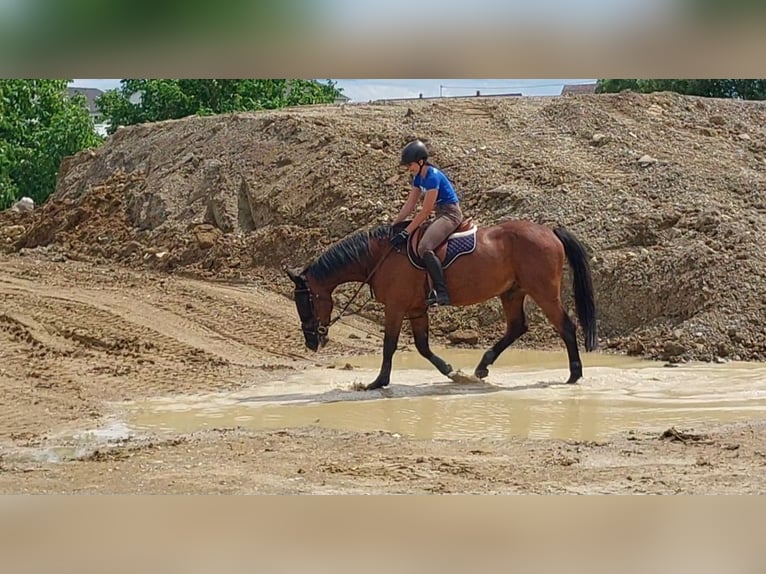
[474,368,489,380]
[365,379,389,391]
[565,376,581,385]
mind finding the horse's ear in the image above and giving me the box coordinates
[284,266,303,285]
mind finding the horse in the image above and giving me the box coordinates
[285,218,598,391]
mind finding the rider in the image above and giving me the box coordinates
[390,139,464,307]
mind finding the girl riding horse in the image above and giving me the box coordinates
[391,139,464,307]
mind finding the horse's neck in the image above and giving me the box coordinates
[322,261,371,292]
[312,237,386,292]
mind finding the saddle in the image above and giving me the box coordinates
[406,218,478,270]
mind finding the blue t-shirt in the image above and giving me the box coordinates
[413,166,460,205]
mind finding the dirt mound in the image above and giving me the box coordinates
[2,91,766,362]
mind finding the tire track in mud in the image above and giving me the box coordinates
[0,288,198,439]
[0,300,95,441]
[157,279,383,360]
[1,286,213,368]
[150,282,315,363]
[0,274,274,367]
[0,311,79,359]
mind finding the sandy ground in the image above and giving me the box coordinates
[1,252,765,494]
[4,423,766,494]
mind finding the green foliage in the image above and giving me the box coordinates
[0,79,102,210]
[96,79,343,134]
[596,79,766,100]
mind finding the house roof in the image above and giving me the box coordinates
[67,87,104,114]
[372,92,523,104]
[560,83,598,95]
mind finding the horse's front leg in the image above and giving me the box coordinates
[409,312,453,377]
[365,308,406,390]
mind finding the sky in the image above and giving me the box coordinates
[317,0,673,31]
[70,79,598,102]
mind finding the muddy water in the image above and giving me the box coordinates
[123,349,766,442]
[5,422,135,464]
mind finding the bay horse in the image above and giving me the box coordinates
[285,218,598,391]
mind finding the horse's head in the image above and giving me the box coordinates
[285,266,333,352]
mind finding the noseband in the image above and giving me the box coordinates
[294,285,331,338]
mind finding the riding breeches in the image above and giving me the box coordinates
[417,203,464,257]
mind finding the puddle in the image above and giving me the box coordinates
[5,350,764,465]
[120,349,766,442]
[333,348,655,371]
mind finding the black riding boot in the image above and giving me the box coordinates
[422,250,451,307]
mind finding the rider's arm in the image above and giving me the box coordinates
[392,187,420,225]
[405,189,437,234]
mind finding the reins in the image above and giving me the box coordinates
[326,244,397,327]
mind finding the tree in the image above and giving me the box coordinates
[96,79,343,134]
[594,79,641,93]
[0,80,102,210]
[596,79,766,100]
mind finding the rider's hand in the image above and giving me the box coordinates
[390,229,410,249]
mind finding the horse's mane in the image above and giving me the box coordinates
[305,223,406,281]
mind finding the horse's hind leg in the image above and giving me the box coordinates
[474,288,528,380]
[409,313,454,377]
[532,295,582,384]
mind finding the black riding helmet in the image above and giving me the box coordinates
[400,139,429,165]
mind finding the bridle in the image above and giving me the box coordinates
[293,285,333,339]
[293,243,397,339]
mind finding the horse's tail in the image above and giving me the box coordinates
[553,227,598,351]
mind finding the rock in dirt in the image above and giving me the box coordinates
[661,341,687,359]
[193,224,222,249]
[637,154,658,166]
[447,329,480,346]
[659,427,710,444]
[10,197,34,213]
[2,225,26,240]
[591,133,609,146]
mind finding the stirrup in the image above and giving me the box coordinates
[426,289,451,307]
